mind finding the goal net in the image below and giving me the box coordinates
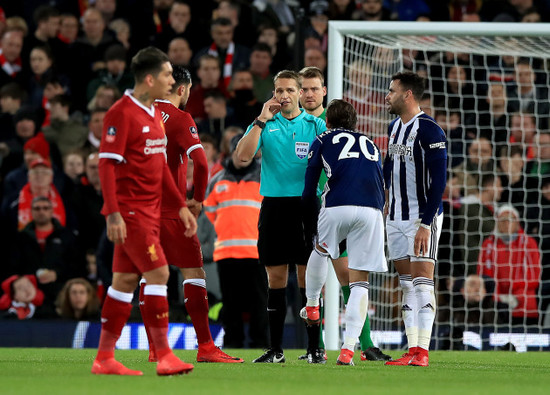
[325,21,550,352]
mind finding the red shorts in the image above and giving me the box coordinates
[160,218,203,268]
[113,210,167,274]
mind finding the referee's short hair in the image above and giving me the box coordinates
[274,70,301,89]
[326,99,357,131]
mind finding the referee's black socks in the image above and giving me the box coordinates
[267,288,286,353]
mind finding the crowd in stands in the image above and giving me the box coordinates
[0,0,549,346]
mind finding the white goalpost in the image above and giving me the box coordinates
[325,21,550,352]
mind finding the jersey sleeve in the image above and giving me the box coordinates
[178,113,208,202]
[99,107,129,163]
[419,120,448,225]
[315,117,327,135]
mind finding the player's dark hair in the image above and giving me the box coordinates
[391,71,425,101]
[326,99,357,131]
[274,70,301,89]
[131,47,170,83]
[171,65,192,93]
[299,66,325,86]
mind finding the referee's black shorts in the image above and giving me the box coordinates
[257,196,311,267]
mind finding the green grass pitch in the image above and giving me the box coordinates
[1,348,549,394]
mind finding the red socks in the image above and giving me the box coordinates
[183,279,212,345]
[141,284,171,359]
[96,289,133,361]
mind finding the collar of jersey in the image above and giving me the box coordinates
[274,109,306,124]
[125,89,155,118]
[399,110,424,127]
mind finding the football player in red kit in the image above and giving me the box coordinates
[91,47,197,376]
[140,65,243,363]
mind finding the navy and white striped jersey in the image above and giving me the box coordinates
[303,128,384,211]
[383,112,447,225]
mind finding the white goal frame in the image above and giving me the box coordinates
[324,21,550,351]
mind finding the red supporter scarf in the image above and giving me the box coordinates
[42,96,51,127]
[18,183,66,230]
[209,42,234,89]
[0,52,22,77]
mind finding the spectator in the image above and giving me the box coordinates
[42,94,88,157]
[70,8,120,111]
[26,45,55,109]
[508,58,549,127]
[62,150,84,184]
[249,43,274,103]
[498,144,537,219]
[194,17,251,90]
[0,274,44,320]
[70,152,104,254]
[478,204,541,326]
[304,47,327,80]
[451,137,495,197]
[456,173,502,274]
[186,54,229,122]
[108,19,131,52]
[453,275,501,326]
[218,126,243,162]
[0,30,25,88]
[305,11,328,52]
[167,37,194,76]
[228,69,263,129]
[82,108,107,155]
[478,80,511,146]
[327,0,356,20]
[214,0,257,48]
[57,14,79,44]
[12,196,83,315]
[527,131,550,177]
[87,84,121,112]
[526,175,550,271]
[1,107,41,180]
[203,134,268,348]
[86,44,133,103]
[0,82,26,142]
[198,90,237,146]
[21,5,59,63]
[509,111,537,161]
[435,109,464,168]
[153,0,208,53]
[95,0,117,25]
[55,278,100,320]
[256,23,290,73]
[16,158,66,231]
[199,133,222,179]
[353,0,391,21]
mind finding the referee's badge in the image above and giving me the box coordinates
[295,142,309,159]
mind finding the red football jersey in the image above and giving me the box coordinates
[99,93,169,215]
[155,99,207,217]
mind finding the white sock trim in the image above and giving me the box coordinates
[183,278,206,288]
[107,286,133,303]
[306,298,319,307]
[144,284,168,296]
[139,278,146,286]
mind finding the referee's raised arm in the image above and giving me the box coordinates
[236,96,280,162]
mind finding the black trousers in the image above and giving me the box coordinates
[217,258,269,348]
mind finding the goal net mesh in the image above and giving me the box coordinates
[338,31,550,351]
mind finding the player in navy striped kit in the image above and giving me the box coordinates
[383,72,447,367]
[302,99,388,366]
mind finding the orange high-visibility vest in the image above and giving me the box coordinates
[203,162,262,261]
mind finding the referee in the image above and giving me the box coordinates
[236,70,326,363]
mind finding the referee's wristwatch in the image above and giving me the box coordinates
[253,118,266,130]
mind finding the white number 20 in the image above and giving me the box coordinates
[333,132,379,162]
